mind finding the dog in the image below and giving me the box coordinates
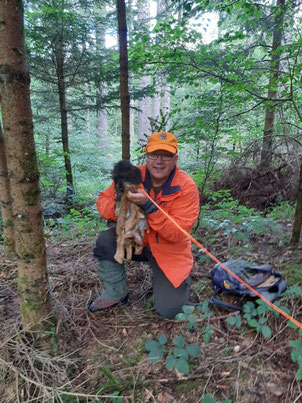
[112,161,149,263]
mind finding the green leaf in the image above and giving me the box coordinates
[202,396,216,403]
[226,316,237,326]
[243,301,256,314]
[199,301,210,313]
[259,317,267,325]
[175,313,186,321]
[257,305,267,315]
[174,347,189,360]
[186,344,202,357]
[173,335,185,348]
[165,355,176,371]
[261,326,272,338]
[182,305,195,315]
[289,340,302,351]
[175,358,190,374]
[287,321,298,330]
[247,319,259,328]
[297,366,302,380]
[158,334,167,345]
[279,306,291,315]
[203,332,212,344]
[291,350,300,362]
[145,340,158,352]
[148,347,163,363]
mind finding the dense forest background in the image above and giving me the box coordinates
[1,0,302,402]
[2,0,302,222]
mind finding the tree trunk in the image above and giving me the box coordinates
[291,158,302,243]
[162,81,170,121]
[55,45,74,203]
[0,0,53,329]
[84,83,91,135]
[117,0,130,160]
[259,0,285,171]
[96,83,109,146]
[138,75,152,142]
[153,79,161,123]
[137,0,152,143]
[0,123,15,257]
[95,5,109,146]
[153,0,170,130]
[128,0,135,142]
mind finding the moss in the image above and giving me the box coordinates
[283,264,302,286]
[24,188,39,206]
[16,231,44,259]
[3,234,13,246]
[5,218,13,227]
[19,150,40,183]
[18,276,54,332]
[240,372,248,381]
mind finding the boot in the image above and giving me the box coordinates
[89,260,129,313]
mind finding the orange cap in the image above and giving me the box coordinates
[145,131,178,154]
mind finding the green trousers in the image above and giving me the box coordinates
[97,259,129,301]
[94,227,191,319]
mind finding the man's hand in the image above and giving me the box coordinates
[127,189,148,206]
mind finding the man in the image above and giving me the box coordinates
[90,131,200,319]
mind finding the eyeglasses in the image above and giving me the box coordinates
[147,152,176,161]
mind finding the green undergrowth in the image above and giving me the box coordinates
[196,192,293,249]
[144,288,302,399]
[45,205,106,241]
[282,264,302,287]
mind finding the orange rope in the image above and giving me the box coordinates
[141,189,302,329]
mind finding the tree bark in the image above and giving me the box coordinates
[96,83,109,146]
[0,123,15,257]
[137,0,152,143]
[128,0,135,142]
[138,75,152,142]
[162,81,170,121]
[259,0,285,171]
[117,0,130,160]
[0,0,53,329]
[291,158,302,243]
[55,45,74,203]
[153,0,170,130]
[95,5,109,146]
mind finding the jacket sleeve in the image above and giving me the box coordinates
[146,178,199,243]
[96,182,117,222]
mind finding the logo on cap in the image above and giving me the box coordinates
[159,133,167,140]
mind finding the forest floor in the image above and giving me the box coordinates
[1,216,302,403]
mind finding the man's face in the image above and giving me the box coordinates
[146,150,178,185]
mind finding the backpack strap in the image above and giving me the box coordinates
[208,297,243,311]
[187,297,243,311]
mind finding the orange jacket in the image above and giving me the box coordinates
[96,164,200,288]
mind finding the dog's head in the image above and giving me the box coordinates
[112,161,142,193]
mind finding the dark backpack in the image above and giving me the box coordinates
[209,259,287,311]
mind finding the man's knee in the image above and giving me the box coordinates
[93,227,117,261]
[153,277,191,319]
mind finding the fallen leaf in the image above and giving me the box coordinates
[216,384,228,390]
[266,382,284,397]
[157,391,176,403]
[144,388,153,402]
